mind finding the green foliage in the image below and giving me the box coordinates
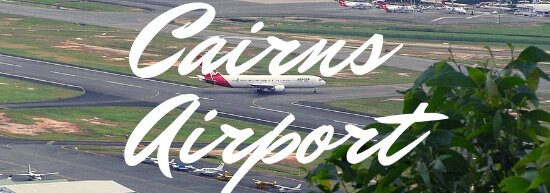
[304,46,550,192]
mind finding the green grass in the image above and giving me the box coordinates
[0,76,82,103]
[0,106,309,143]
[326,92,550,117]
[326,96,404,116]
[1,0,144,12]
[0,13,420,87]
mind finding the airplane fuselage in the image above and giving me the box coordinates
[221,75,325,88]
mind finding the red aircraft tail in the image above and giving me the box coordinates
[338,0,347,7]
[379,1,389,10]
[196,54,232,87]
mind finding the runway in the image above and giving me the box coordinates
[0,53,405,135]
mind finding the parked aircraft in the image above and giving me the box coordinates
[192,163,224,175]
[216,171,232,181]
[275,184,302,192]
[253,179,278,189]
[154,159,176,167]
[443,0,468,14]
[196,55,326,93]
[379,1,414,12]
[172,163,196,171]
[16,165,59,181]
[142,156,157,164]
[338,0,373,9]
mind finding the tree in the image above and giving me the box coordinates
[303,46,550,193]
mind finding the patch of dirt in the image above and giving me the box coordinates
[397,72,412,77]
[80,118,118,127]
[0,41,33,49]
[0,113,80,136]
[93,35,118,38]
[31,50,79,63]
[33,118,79,134]
[141,60,182,67]
[4,18,22,21]
[26,87,35,90]
[0,18,22,25]
[104,57,126,62]
[424,51,504,62]
[382,98,404,102]
[332,69,380,79]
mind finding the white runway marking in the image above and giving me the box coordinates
[175,93,213,101]
[50,71,75,77]
[431,16,460,22]
[216,111,347,137]
[249,106,290,114]
[291,101,378,119]
[0,62,21,68]
[0,54,197,89]
[104,80,141,88]
[466,14,485,19]
[0,71,82,89]
[332,120,365,127]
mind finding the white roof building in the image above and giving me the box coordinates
[0,180,134,193]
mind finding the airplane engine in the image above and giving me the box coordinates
[272,85,286,92]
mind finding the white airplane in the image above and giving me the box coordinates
[442,0,468,14]
[192,163,224,175]
[154,159,176,167]
[195,55,326,93]
[16,165,59,181]
[379,1,414,12]
[275,184,301,193]
[338,0,373,9]
[142,156,158,164]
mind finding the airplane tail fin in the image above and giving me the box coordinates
[196,54,227,85]
[296,184,301,189]
[442,0,446,10]
[338,0,347,6]
[379,2,389,10]
[197,54,221,77]
[216,163,224,170]
[28,164,31,175]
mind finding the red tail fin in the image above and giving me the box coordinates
[338,0,347,6]
[196,54,220,77]
[442,0,447,10]
[196,54,232,87]
[379,1,388,10]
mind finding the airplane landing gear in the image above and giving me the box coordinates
[314,88,317,93]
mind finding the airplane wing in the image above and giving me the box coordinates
[43,172,59,176]
[249,83,275,89]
